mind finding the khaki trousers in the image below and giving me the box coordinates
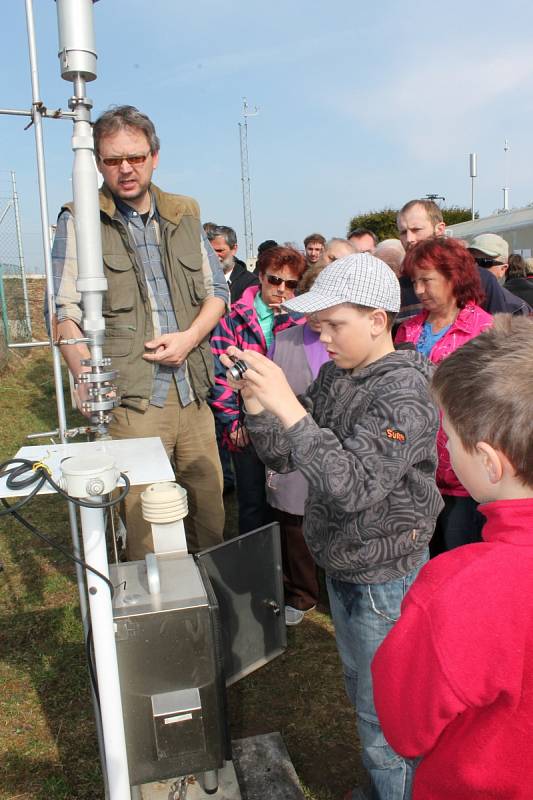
[109,386,224,559]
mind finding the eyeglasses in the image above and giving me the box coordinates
[99,152,151,167]
[265,273,299,290]
[474,257,502,268]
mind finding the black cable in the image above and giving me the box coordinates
[0,457,130,514]
[86,620,100,708]
[0,457,130,712]
[0,459,47,516]
[1,499,116,597]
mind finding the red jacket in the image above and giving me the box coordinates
[372,498,533,799]
[395,303,492,495]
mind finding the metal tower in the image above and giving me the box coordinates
[239,98,258,262]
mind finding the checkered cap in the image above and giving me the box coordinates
[283,253,401,314]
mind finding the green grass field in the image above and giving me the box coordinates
[0,347,364,800]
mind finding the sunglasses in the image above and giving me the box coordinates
[99,152,150,167]
[265,273,299,290]
[474,257,502,268]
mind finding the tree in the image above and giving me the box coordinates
[347,206,476,242]
[347,208,398,241]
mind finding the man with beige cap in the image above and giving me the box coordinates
[468,234,531,314]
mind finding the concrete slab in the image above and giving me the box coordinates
[138,760,241,799]
[137,733,305,800]
[232,733,306,800]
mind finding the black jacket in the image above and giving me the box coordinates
[504,276,533,308]
[228,258,259,304]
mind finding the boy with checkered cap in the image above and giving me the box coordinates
[221,253,442,800]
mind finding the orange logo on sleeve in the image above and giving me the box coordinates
[386,428,406,443]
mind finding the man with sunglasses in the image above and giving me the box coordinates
[210,245,306,536]
[52,105,229,560]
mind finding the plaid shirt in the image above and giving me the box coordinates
[52,192,227,407]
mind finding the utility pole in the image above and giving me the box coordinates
[11,170,32,336]
[502,139,510,212]
[469,153,477,221]
[238,98,259,263]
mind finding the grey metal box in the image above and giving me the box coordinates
[111,554,226,786]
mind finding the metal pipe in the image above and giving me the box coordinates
[79,501,131,800]
[24,1,110,794]
[0,108,32,117]
[8,340,50,348]
[469,153,477,222]
[24,0,68,441]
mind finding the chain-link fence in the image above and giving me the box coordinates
[0,171,32,346]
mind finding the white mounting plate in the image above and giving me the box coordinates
[0,437,174,498]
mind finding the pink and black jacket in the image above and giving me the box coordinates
[209,285,300,446]
[395,302,493,495]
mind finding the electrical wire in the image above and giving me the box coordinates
[0,457,130,515]
[1,499,116,597]
[0,456,131,703]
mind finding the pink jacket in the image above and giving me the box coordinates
[396,303,492,495]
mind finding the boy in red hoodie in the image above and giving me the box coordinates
[372,315,533,799]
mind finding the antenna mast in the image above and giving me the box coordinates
[502,138,510,212]
[238,98,258,262]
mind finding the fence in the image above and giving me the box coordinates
[0,171,32,345]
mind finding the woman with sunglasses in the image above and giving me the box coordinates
[210,246,306,536]
[395,236,493,556]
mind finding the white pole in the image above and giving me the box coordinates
[80,501,131,800]
[469,153,477,221]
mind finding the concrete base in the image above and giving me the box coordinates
[233,733,305,800]
[137,760,241,799]
[137,732,305,800]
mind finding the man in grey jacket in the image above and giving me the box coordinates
[220,254,442,800]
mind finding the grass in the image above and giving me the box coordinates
[0,344,365,800]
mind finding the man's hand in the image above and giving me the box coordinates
[221,346,307,429]
[143,330,196,367]
[73,379,92,419]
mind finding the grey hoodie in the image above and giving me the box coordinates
[246,350,443,584]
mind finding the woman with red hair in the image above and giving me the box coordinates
[395,237,492,555]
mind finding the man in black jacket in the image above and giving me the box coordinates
[207,225,258,304]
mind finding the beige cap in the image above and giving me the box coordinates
[467,233,509,264]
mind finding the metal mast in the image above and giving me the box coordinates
[11,171,32,336]
[502,138,510,212]
[469,153,477,221]
[238,98,258,263]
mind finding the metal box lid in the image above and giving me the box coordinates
[112,554,208,618]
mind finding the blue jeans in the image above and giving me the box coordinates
[327,560,426,800]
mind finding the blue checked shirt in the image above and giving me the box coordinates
[52,192,228,407]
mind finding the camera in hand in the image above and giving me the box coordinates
[228,357,248,381]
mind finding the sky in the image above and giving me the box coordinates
[2,0,533,272]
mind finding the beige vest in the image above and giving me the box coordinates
[63,183,214,410]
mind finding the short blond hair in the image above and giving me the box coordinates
[432,316,533,488]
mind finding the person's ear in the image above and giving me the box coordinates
[476,442,504,484]
[435,221,446,237]
[370,308,388,335]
